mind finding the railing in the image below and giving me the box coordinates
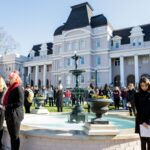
[111,41,150,51]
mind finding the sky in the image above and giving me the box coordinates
[0,0,150,56]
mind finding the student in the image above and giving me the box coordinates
[135,77,150,150]
[3,71,24,150]
[24,84,34,113]
[127,83,136,116]
[113,86,121,110]
[56,83,63,112]
[0,76,7,150]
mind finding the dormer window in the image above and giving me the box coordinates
[129,26,144,47]
[30,50,35,58]
[112,35,122,49]
[133,42,136,46]
[115,42,119,48]
[40,43,47,56]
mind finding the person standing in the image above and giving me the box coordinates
[56,83,63,112]
[135,77,150,150]
[0,76,7,150]
[48,86,54,107]
[121,87,128,110]
[24,84,34,113]
[3,71,24,150]
[113,86,121,110]
[127,83,136,116]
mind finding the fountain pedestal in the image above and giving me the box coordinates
[84,122,119,135]
[84,98,119,136]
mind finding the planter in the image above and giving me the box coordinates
[88,98,112,124]
[34,96,46,109]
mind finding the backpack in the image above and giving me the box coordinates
[27,89,34,103]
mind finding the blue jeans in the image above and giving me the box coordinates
[122,98,127,110]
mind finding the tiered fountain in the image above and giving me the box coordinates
[69,51,86,123]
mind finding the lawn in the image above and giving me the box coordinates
[30,103,115,112]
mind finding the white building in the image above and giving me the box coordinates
[20,2,150,88]
[0,53,27,82]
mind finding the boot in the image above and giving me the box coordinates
[0,129,3,149]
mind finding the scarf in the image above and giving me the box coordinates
[3,82,20,107]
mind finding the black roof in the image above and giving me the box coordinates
[54,2,108,36]
[91,14,107,28]
[113,24,150,44]
[30,42,53,57]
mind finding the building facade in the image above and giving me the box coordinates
[23,2,150,88]
[0,53,27,82]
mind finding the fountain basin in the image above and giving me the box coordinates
[2,112,140,150]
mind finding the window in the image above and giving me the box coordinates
[39,66,41,72]
[96,39,100,49]
[138,42,141,46]
[97,74,100,83]
[72,41,78,50]
[115,42,119,48]
[31,67,34,73]
[127,58,134,65]
[114,58,120,66]
[133,42,136,46]
[96,56,101,65]
[142,56,149,64]
[67,43,72,51]
[80,75,84,83]
[47,65,50,72]
[67,58,71,66]
[66,75,71,86]
[80,57,84,65]
[80,39,85,49]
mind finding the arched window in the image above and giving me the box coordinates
[31,80,34,87]
[38,80,41,89]
[46,79,49,89]
[127,75,135,85]
[114,75,120,87]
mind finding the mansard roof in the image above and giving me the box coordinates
[91,14,107,28]
[54,2,108,36]
[29,42,53,57]
[113,24,150,44]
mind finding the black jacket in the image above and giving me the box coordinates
[135,91,150,133]
[127,89,136,103]
[5,86,24,122]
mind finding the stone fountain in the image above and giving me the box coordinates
[68,51,86,123]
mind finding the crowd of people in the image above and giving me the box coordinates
[0,70,150,150]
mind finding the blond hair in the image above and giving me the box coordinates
[9,70,22,84]
[0,76,7,90]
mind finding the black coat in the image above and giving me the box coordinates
[56,90,63,107]
[127,89,136,103]
[5,86,24,122]
[135,91,150,133]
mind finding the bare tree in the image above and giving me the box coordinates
[0,27,19,55]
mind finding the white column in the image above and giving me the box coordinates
[28,66,31,76]
[120,56,125,87]
[27,66,31,83]
[134,55,139,85]
[35,65,39,86]
[109,58,112,85]
[43,64,46,86]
